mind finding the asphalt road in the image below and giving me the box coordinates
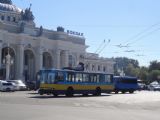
[0,91,160,120]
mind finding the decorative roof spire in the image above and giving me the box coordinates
[0,0,12,4]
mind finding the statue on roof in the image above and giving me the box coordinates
[0,0,12,4]
[57,26,65,32]
[21,4,34,21]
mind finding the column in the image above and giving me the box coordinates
[76,53,80,65]
[36,47,43,73]
[64,50,69,67]
[5,53,11,80]
[89,63,92,72]
[54,50,61,69]
[95,64,98,72]
[0,42,2,68]
[16,44,24,80]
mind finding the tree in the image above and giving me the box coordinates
[138,66,149,83]
[149,60,160,71]
[0,0,12,4]
[113,57,140,76]
[148,70,160,83]
[125,63,139,77]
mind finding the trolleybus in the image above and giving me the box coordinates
[38,69,114,96]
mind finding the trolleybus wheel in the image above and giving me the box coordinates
[66,87,74,97]
[53,93,58,97]
[82,93,88,96]
[95,87,101,96]
[129,90,134,94]
[121,90,126,94]
[115,90,119,94]
[39,90,43,95]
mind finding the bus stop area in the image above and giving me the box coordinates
[0,91,160,120]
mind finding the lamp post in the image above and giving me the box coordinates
[3,47,13,80]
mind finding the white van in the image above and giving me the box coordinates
[0,80,15,92]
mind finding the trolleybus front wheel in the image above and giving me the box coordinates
[39,90,44,95]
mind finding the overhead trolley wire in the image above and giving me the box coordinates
[124,22,160,45]
[128,27,160,45]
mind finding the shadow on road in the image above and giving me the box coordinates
[27,92,39,95]
[29,94,112,99]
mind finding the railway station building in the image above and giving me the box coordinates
[0,1,114,82]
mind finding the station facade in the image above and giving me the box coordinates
[0,1,114,82]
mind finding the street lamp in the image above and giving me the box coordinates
[2,47,13,80]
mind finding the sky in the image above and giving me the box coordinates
[12,0,160,66]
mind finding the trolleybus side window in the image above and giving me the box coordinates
[83,74,89,82]
[93,74,97,83]
[67,72,75,82]
[55,71,64,82]
[105,75,111,83]
[76,73,83,82]
[120,78,137,84]
[99,74,105,83]
[89,74,94,83]
[89,74,98,83]
[97,75,100,83]
[48,72,55,84]
[41,72,48,84]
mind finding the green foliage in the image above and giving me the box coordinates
[113,57,160,83]
[138,66,149,83]
[148,70,160,82]
[149,60,160,71]
[113,57,139,76]
[0,0,12,4]
[125,64,139,77]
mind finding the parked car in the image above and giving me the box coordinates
[138,83,147,90]
[0,80,15,92]
[7,80,27,91]
[147,81,160,91]
[148,84,160,91]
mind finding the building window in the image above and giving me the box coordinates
[7,16,10,21]
[85,64,89,71]
[103,66,106,72]
[98,65,100,71]
[68,55,75,67]
[1,15,4,20]
[92,65,95,71]
[13,17,16,22]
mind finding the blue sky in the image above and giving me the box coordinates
[13,0,160,66]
